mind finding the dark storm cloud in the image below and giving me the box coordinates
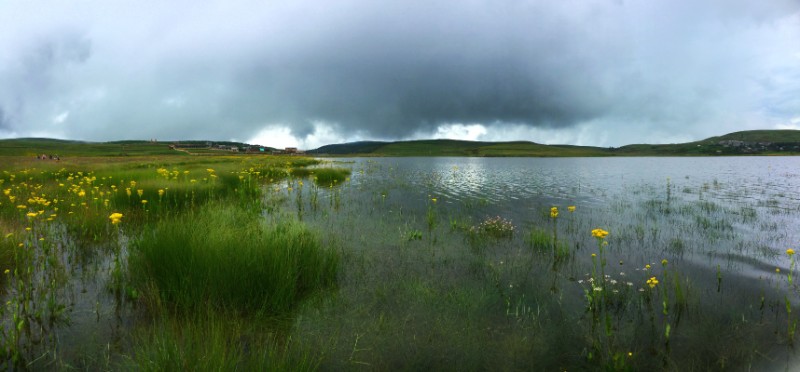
[0,0,798,145]
[229,1,629,138]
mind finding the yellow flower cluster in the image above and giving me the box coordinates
[550,207,558,218]
[591,228,609,239]
[788,249,795,256]
[26,196,51,207]
[109,212,123,225]
[646,277,659,288]
[568,205,576,212]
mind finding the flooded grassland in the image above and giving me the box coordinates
[2,155,800,371]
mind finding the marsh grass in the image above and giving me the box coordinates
[291,167,352,186]
[0,154,352,369]
[130,202,339,315]
[131,313,319,372]
[0,232,13,288]
[527,226,570,258]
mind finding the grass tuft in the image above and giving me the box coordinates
[130,203,338,315]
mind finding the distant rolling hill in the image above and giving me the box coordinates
[0,138,264,157]
[309,141,389,155]
[308,130,800,157]
[2,129,800,157]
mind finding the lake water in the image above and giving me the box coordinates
[334,156,800,272]
[288,156,800,370]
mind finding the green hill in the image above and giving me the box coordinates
[706,130,800,143]
[0,138,180,157]
[309,141,388,155]
[308,130,800,157]
[3,129,800,157]
[612,130,800,156]
[307,139,611,157]
[0,138,260,157]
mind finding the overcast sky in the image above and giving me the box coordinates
[1,0,798,149]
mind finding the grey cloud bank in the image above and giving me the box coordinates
[1,0,798,149]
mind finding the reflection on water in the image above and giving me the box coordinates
[343,156,800,271]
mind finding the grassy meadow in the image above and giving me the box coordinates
[0,151,347,370]
[1,142,800,370]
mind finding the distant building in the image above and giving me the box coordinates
[285,147,298,154]
[246,146,269,154]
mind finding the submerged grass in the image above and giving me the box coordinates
[291,167,351,186]
[131,313,319,372]
[130,202,339,315]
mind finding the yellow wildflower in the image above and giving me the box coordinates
[550,207,558,218]
[109,212,123,225]
[661,259,668,266]
[788,249,796,256]
[591,228,609,239]
[158,189,165,197]
[568,206,576,212]
[646,277,659,288]
[141,200,148,205]
[26,212,38,218]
